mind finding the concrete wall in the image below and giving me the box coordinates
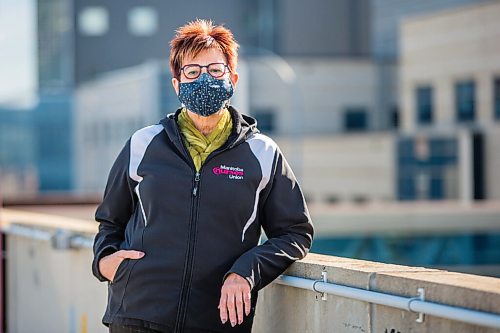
[2,209,500,333]
[273,133,396,203]
[4,232,500,333]
[6,234,108,333]
[254,253,500,333]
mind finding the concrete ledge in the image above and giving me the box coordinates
[2,207,500,332]
[310,200,500,236]
[0,207,97,234]
[254,253,500,333]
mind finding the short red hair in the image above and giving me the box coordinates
[169,19,239,80]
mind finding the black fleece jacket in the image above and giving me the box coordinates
[91,105,314,333]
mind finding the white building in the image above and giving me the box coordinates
[399,2,500,200]
[74,62,163,193]
[246,57,398,135]
[73,58,397,202]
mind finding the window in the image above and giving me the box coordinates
[455,80,475,123]
[128,7,158,36]
[391,106,399,129]
[252,109,275,133]
[78,7,109,36]
[416,86,433,125]
[344,107,368,132]
[397,137,458,201]
[494,78,500,121]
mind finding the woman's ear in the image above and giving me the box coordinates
[172,77,180,96]
[230,72,239,88]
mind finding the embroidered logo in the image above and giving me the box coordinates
[213,164,244,180]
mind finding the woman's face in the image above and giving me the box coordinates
[171,48,239,96]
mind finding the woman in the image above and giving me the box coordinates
[92,19,314,333]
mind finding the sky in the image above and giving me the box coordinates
[0,0,36,106]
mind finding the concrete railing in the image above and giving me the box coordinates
[1,208,500,333]
[253,253,500,333]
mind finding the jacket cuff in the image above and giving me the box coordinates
[92,245,119,282]
[222,270,255,291]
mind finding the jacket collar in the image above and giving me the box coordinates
[159,105,260,158]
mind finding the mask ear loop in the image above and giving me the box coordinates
[224,77,234,109]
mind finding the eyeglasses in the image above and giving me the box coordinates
[179,62,230,80]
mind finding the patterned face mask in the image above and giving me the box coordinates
[178,73,234,117]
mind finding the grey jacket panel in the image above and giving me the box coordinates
[91,106,315,333]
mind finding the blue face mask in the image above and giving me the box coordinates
[178,73,234,117]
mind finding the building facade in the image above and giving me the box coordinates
[32,0,500,202]
[399,2,500,200]
[0,94,73,197]
[0,107,37,197]
[37,0,371,88]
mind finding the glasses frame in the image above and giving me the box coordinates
[179,62,230,80]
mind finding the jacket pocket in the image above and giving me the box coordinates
[108,258,133,320]
[110,258,130,285]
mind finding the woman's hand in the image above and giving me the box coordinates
[218,273,251,327]
[98,250,145,282]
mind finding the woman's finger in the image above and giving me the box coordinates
[226,290,237,327]
[116,250,145,259]
[244,289,251,316]
[235,289,244,325]
[219,289,228,324]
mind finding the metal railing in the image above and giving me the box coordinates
[5,224,94,249]
[275,274,500,330]
[4,223,500,330]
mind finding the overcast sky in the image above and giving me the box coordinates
[0,0,36,105]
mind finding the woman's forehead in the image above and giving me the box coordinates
[182,48,226,66]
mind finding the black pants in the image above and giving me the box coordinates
[109,323,162,333]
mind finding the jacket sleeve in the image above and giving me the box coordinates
[91,139,138,282]
[222,146,314,292]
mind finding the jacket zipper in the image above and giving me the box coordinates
[192,172,200,196]
[174,170,200,333]
[173,124,198,333]
[173,122,242,333]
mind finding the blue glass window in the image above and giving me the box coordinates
[344,107,368,132]
[416,86,433,125]
[397,137,458,201]
[455,81,475,122]
[252,109,275,133]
